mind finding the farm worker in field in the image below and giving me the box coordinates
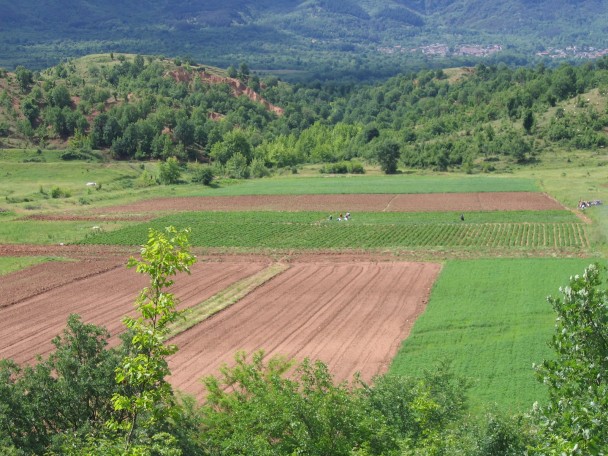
[345,212,350,220]
[339,213,343,221]
[329,214,333,221]
[460,213,465,221]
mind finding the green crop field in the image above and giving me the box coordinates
[185,174,539,196]
[389,258,606,413]
[82,210,588,251]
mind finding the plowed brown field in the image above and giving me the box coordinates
[89,192,562,215]
[0,259,269,363]
[3,191,551,396]
[0,253,440,400]
[168,261,441,399]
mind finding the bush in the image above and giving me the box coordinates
[60,150,89,161]
[225,152,250,179]
[319,160,365,174]
[319,162,349,174]
[348,161,365,174]
[249,157,270,178]
[158,157,182,185]
[135,170,158,188]
[0,121,9,137]
[51,186,71,198]
[190,163,214,185]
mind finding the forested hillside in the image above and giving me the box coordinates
[2,54,608,179]
[2,0,608,78]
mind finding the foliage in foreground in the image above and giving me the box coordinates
[533,263,608,454]
[108,226,196,449]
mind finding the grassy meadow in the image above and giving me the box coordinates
[390,258,606,413]
[1,147,537,208]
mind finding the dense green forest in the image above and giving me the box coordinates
[2,54,608,181]
[1,228,606,455]
[2,0,608,78]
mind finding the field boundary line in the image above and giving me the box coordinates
[166,262,290,339]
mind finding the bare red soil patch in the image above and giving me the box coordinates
[0,252,441,401]
[168,261,441,400]
[0,259,269,364]
[92,192,563,216]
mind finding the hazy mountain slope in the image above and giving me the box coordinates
[1,0,607,74]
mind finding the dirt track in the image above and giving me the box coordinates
[168,261,441,399]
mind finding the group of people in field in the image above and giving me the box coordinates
[578,199,602,210]
[328,212,351,221]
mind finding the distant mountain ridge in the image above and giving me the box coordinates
[1,0,607,75]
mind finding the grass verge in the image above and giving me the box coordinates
[166,262,289,338]
[0,256,65,275]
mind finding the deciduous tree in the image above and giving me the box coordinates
[109,226,196,449]
[535,263,608,454]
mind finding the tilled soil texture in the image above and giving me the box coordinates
[91,192,563,215]
[0,259,270,364]
[168,261,441,400]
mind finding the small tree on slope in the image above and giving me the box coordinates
[109,226,196,450]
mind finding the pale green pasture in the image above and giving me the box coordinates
[0,161,144,203]
[515,151,608,253]
[0,218,135,244]
[0,256,62,275]
[193,174,538,196]
[390,258,605,413]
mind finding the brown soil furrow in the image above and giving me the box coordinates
[167,261,441,400]
[0,260,124,309]
[0,261,268,364]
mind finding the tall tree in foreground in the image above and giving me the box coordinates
[109,226,196,450]
[535,263,608,454]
